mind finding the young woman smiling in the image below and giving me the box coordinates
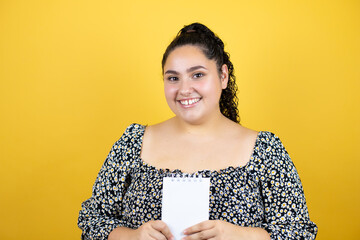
[78,23,318,240]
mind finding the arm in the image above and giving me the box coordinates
[258,132,318,239]
[183,133,317,240]
[78,125,135,240]
[78,124,174,240]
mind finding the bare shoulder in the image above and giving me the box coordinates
[225,120,258,141]
[142,119,175,150]
[140,119,176,163]
[144,119,175,138]
[239,125,259,140]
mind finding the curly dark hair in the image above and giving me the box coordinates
[161,23,240,123]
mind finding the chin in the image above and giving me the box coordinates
[178,114,206,125]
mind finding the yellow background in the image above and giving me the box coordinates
[0,0,359,239]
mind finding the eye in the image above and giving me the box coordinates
[193,72,204,79]
[167,76,179,82]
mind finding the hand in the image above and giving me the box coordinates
[134,220,174,240]
[108,220,174,240]
[182,220,238,240]
[182,220,270,240]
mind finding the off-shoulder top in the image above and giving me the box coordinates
[78,123,318,240]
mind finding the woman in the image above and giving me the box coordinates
[78,23,318,240]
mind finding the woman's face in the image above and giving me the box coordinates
[163,45,228,125]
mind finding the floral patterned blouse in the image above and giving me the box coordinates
[78,123,318,240]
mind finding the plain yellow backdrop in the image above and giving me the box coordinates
[0,0,359,239]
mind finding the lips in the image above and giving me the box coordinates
[178,98,201,106]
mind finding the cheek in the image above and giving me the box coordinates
[196,79,222,97]
[197,81,211,92]
[164,84,177,100]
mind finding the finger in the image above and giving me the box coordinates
[152,220,174,240]
[183,228,216,240]
[184,221,213,235]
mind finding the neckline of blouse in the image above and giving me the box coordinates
[132,124,264,176]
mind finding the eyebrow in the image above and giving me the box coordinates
[164,65,207,75]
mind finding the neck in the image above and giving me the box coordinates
[172,113,229,136]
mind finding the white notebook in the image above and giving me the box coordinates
[162,176,210,240]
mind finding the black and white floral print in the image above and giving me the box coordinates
[78,124,318,240]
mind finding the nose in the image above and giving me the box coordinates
[179,79,193,96]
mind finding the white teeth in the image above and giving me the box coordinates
[180,98,200,105]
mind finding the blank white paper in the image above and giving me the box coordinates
[162,177,210,240]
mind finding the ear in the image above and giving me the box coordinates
[220,64,229,89]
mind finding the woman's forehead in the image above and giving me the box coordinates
[164,45,216,72]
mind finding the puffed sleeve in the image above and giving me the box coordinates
[78,124,140,240]
[258,132,318,240]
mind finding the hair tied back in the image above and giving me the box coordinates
[162,22,240,123]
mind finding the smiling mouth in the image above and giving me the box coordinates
[178,98,201,106]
